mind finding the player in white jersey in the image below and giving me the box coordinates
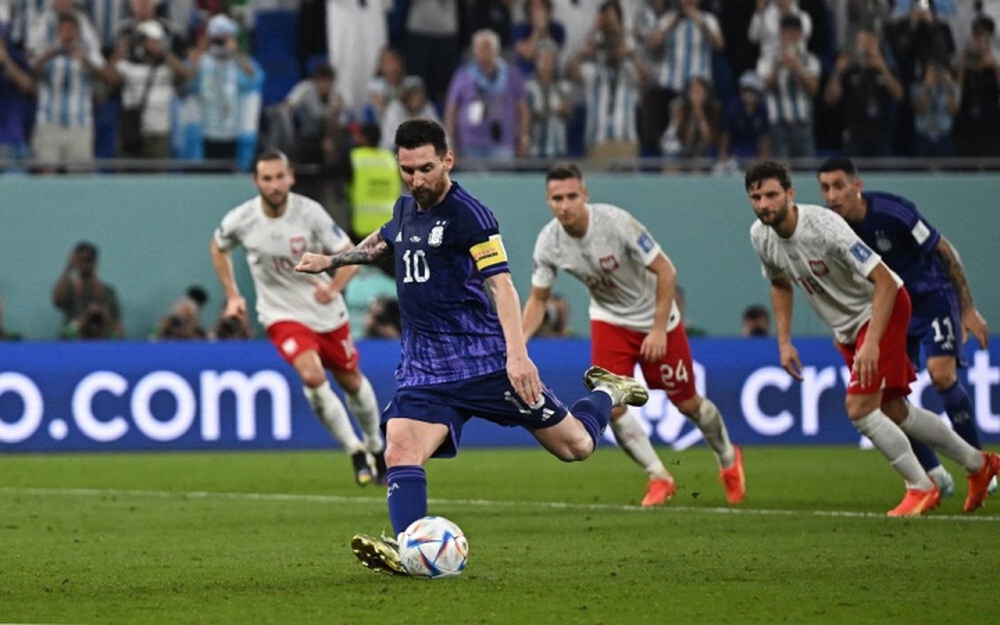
[523,163,745,507]
[210,149,386,486]
[745,160,999,516]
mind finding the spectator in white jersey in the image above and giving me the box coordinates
[31,12,115,172]
[523,163,746,507]
[744,160,999,516]
[210,149,388,487]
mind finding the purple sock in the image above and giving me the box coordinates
[941,381,982,449]
[570,391,613,446]
[386,465,427,536]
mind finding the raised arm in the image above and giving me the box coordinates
[485,272,542,408]
[769,275,802,381]
[936,235,989,348]
[295,230,392,274]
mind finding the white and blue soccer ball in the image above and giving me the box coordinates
[398,515,469,578]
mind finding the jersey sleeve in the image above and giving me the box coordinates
[378,197,404,253]
[827,212,882,278]
[310,200,352,253]
[213,206,243,252]
[892,198,941,256]
[750,222,786,281]
[458,201,509,278]
[530,225,557,289]
[619,212,662,267]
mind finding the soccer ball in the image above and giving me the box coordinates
[398,515,469,578]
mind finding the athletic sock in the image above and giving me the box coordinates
[304,381,363,453]
[688,398,735,468]
[908,437,943,473]
[940,381,982,450]
[570,391,613,447]
[899,403,982,473]
[345,374,384,453]
[386,465,427,537]
[610,411,671,479]
[853,409,932,490]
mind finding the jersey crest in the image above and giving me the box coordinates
[808,259,829,276]
[290,235,306,256]
[874,230,892,252]
[599,255,619,272]
[429,221,446,247]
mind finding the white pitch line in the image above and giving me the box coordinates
[2,486,999,523]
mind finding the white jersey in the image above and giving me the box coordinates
[531,202,680,333]
[750,203,902,344]
[214,192,353,332]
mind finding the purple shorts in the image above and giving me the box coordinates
[382,370,569,458]
[907,289,964,369]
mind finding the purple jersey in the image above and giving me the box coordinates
[850,192,951,300]
[380,181,512,387]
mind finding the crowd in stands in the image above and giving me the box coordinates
[1,0,999,174]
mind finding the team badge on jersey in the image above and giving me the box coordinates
[599,255,619,273]
[636,232,655,253]
[875,230,892,252]
[290,236,306,256]
[850,242,873,263]
[429,221,446,247]
[808,259,829,276]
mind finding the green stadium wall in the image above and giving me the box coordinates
[1,172,997,340]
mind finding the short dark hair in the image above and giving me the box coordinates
[779,14,803,31]
[394,118,448,157]
[817,157,858,177]
[745,160,793,192]
[311,62,335,81]
[973,15,995,36]
[253,148,291,175]
[74,241,98,260]
[359,123,381,147]
[743,304,770,322]
[57,13,79,28]
[545,163,583,184]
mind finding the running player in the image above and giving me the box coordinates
[211,149,387,486]
[523,163,745,506]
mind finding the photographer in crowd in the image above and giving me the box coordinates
[154,285,209,340]
[52,241,123,340]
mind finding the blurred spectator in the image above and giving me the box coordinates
[212,309,253,339]
[52,241,123,340]
[823,27,903,157]
[444,28,529,162]
[344,264,396,339]
[535,293,572,337]
[380,74,441,152]
[113,19,188,158]
[0,298,22,341]
[551,0,603,64]
[634,0,723,157]
[512,0,566,77]
[748,0,813,62]
[524,40,572,157]
[757,14,819,160]
[7,0,46,51]
[0,26,34,162]
[953,15,1000,157]
[155,285,209,340]
[83,0,130,54]
[326,0,388,115]
[188,13,262,164]
[910,60,959,158]
[266,61,346,167]
[363,295,401,339]
[661,76,722,168]
[363,47,407,126]
[717,70,770,167]
[346,122,401,239]
[886,0,955,154]
[25,0,100,61]
[633,0,675,156]
[31,13,116,172]
[114,0,190,63]
[842,0,892,50]
[402,0,459,109]
[741,303,771,337]
[568,0,647,159]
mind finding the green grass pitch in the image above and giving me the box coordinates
[2,445,997,624]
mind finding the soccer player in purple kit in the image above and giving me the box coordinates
[295,118,648,576]
[817,157,993,498]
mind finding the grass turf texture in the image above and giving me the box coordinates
[2,446,997,624]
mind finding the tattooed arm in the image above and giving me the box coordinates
[936,235,989,348]
[295,230,393,274]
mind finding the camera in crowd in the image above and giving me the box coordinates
[74,302,114,339]
[214,315,252,340]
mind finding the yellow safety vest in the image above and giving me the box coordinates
[349,146,401,237]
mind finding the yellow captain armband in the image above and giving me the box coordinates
[469,234,508,271]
